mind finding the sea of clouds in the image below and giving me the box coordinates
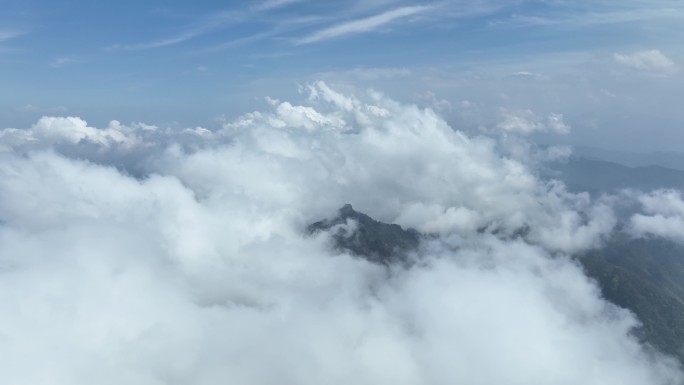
[0,82,683,384]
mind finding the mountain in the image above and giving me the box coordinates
[580,234,684,362]
[310,205,684,365]
[546,156,684,362]
[544,157,684,195]
[571,146,684,172]
[308,204,420,265]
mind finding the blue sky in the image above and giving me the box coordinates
[1,0,683,151]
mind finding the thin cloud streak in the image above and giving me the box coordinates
[193,15,328,54]
[50,56,78,68]
[295,5,433,44]
[0,29,26,43]
[489,5,684,29]
[253,0,303,11]
[115,11,242,50]
[195,31,280,54]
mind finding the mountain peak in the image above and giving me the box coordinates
[308,205,420,265]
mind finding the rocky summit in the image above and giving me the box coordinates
[308,204,420,265]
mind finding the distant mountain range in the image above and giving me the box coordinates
[571,146,684,172]
[543,155,684,195]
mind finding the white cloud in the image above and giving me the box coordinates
[0,83,680,384]
[614,50,679,75]
[600,88,617,98]
[296,5,432,44]
[545,145,573,161]
[51,56,77,68]
[630,190,684,242]
[0,116,135,149]
[0,29,25,42]
[497,109,571,135]
[12,104,68,115]
[418,91,452,112]
[254,0,303,11]
[20,104,39,112]
[349,67,412,80]
[547,113,571,134]
[115,11,241,50]
[497,108,541,134]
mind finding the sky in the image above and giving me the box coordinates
[1,0,684,151]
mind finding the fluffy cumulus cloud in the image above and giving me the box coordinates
[614,49,679,75]
[630,189,684,242]
[496,108,571,135]
[0,116,136,149]
[0,82,681,384]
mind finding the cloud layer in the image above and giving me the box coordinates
[630,189,684,242]
[614,50,679,75]
[0,83,681,384]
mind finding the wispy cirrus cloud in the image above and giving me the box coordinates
[253,0,303,11]
[51,56,78,68]
[295,5,433,44]
[499,2,684,30]
[0,29,26,43]
[115,1,309,52]
[113,11,242,50]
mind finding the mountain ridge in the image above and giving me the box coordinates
[310,204,684,366]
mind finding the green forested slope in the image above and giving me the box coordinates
[580,235,684,363]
